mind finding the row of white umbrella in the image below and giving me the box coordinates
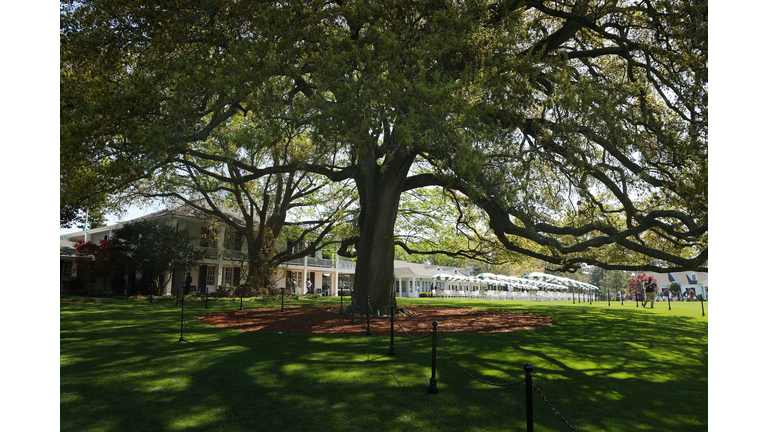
[431,271,597,292]
[523,272,598,291]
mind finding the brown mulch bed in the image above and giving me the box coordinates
[198,305,554,334]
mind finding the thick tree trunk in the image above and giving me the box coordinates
[245,243,278,296]
[351,151,415,314]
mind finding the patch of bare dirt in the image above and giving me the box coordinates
[198,305,554,334]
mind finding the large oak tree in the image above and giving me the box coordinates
[127,115,357,293]
[61,0,707,313]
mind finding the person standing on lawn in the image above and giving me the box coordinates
[184,272,193,295]
[642,276,658,308]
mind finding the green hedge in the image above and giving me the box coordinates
[66,289,117,298]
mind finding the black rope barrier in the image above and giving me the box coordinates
[350,295,363,323]
[423,321,578,431]
[532,381,578,431]
[428,321,439,394]
[437,333,525,387]
[393,311,433,340]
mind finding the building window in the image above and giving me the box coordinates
[224,229,243,251]
[224,267,234,286]
[200,226,217,248]
[206,266,216,286]
[287,270,303,290]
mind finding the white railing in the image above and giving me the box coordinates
[307,257,334,267]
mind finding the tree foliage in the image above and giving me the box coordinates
[61,0,708,312]
[588,267,631,294]
[123,113,357,294]
[627,273,657,296]
[669,280,681,293]
[74,239,114,290]
[110,220,207,295]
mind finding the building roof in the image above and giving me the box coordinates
[133,200,247,226]
[60,200,249,242]
[644,270,708,286]
[393,260,471,278]
[60,239,79,258]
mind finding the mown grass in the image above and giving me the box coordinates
[60,297,707,431]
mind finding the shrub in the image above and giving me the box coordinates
[217,285,234,297]
[67,289,116,298]
[419,292,433,298]
[65,276,87,293]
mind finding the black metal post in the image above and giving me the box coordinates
[340,292,344,315]
[572,289,575,304]
[525,363,534,432]
[608,290,611,306]
[388,305,396,355]
[365,295,372,335]
[620,289,623,305]
[427,321,439,394]
[281,287,285,312]
[239,286,244,310]
[149,294,153,303]
[668,290,671,310]
[589,290,592,305]
[167,288,192,346]
[700,295,705,316]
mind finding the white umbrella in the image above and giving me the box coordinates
[525,272,596,291]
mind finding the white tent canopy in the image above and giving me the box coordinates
[524,272,597,290]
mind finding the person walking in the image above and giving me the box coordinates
[642,276,657,308]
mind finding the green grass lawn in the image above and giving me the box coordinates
[60,297,707,431]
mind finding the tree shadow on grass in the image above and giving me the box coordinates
[60,300,707,432]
